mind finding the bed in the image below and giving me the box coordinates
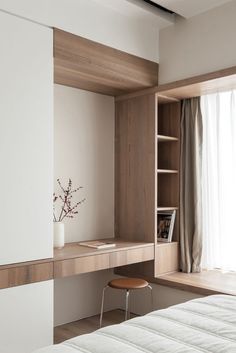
[35,295,236,353]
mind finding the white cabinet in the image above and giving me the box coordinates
[0,281,53,353]
[0,11,53,265]
[0,11,53,353]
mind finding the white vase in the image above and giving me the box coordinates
[53,222,65,248]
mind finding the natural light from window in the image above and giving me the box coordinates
[201,90,236,272]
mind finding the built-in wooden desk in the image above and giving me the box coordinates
[54,239,154,278]
[0,239,154,289]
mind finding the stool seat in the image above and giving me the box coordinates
[100,277,153,327]
[108,278,149,290]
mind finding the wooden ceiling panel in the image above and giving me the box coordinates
[54,28,159,96]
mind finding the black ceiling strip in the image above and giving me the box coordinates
[141,0,175,15]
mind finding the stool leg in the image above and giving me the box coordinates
[100,285,109,328]
[147,284,153,312]
[125,289,130,321]
[128,291,131,320]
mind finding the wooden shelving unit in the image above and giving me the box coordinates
[157,100,180,220]
[115,92,180,279]
[155,98,180,276]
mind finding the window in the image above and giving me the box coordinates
[201,91,236,271]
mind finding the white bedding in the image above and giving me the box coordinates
[35,295,236,353]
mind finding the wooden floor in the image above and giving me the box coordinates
[54,310,137,344]
[156,270,236,296]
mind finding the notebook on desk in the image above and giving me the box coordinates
[79,240,116,249]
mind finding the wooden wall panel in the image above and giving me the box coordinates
[115,94,157,242]
[54,28,158,96]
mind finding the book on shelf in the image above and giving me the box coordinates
[157,210,176,242]
[79,240,116,249]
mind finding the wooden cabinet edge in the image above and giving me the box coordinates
[0,262,53,290]
[155,242,179,277]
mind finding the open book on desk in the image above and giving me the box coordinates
[79,240,116,250]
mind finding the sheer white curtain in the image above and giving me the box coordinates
[201,91,236,271]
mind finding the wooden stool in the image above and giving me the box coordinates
[99,278,153,328]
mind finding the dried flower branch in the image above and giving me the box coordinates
[53,179,85,222]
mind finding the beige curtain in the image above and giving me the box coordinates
[180,97,203,273]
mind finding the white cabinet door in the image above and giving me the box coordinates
[0,281,53,353]
[0,11,53,264]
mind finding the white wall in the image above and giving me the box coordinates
[54,84,114,243]
[0,0,160,62]
[0,281,53,353]
[159,1,236,83]
[54,84,117,325]
[54,270,122,326]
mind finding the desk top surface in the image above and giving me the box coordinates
[54,238,154,261]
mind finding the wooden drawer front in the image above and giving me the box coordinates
[109,246,154,268]
[0,262,53,289]
[54,246,154,278]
